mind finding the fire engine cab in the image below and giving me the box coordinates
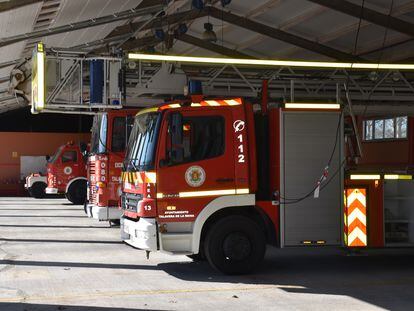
[45,142,88,204]
[85,109,137,223]
[120,98,343,274]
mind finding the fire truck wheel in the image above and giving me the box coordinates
[204,215,266,275]
[30,182,47,199]
[66,180,87,205]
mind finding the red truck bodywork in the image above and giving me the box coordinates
[45,142,88,204]
[120,98,346,274]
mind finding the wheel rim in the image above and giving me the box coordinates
[222,231,252,261]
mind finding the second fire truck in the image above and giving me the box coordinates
[85,109,137,223]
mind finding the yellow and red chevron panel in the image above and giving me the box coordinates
[345,188,367,247]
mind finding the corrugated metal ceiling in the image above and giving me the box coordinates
[1,0,414,113]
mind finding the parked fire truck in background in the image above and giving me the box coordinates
[46,142,88,204]
[25,173,47,198]
[120,97,343,274]
[85,109,137,223]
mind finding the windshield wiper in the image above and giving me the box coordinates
[126,158,138,171]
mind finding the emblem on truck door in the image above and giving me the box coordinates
[233,120,245,132]
[185,166,206,187]
[64,166,73,175]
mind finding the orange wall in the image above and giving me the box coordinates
[0,132,90,196]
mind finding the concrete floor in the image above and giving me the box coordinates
[0,198,414,311]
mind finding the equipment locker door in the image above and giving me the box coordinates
[280,111,343,247]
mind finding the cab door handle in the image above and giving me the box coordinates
[216,178,234,183]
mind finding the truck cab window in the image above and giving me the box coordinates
[168,116,225,164]
[62,151,77,163]
[112,117,127,152]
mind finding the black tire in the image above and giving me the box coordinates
[204,215,266,275]
[83,201,88,214]
[66,179,87,205]
[30,182,47,199]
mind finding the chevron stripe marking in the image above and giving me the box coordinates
[348,227,367,246]
[347,208,367,226]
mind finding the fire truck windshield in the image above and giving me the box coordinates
[90,114,108,154]
[47,146,63,163]
[124,112,160,172]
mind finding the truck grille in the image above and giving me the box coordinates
[88,161,97,204]
[121,193,142,213]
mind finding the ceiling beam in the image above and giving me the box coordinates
[99,35,161,53]
[307,0,414,37]
[0,0,43,13]
[208,6,363,61]
[107,9,207,39]
[0,4,164,48]
[281,2,414,59]
[181,0,284,56]
[174,34,254,58]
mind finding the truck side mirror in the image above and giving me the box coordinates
[169,112,184,164]
[45,155,50,161]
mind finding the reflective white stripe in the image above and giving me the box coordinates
[205,100,220,106]
[179,189,236,198]
[156,189,250,199]
[191,103,202,107]
[384,174,412,180]
[350,174,380,180]
[285,103,340,109]
[146,172,157,183]
[224,99,241,106]
[236,188,249,194]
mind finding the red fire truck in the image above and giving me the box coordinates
[85,109,137,223]
[120,98,344,274]
[46,142,88,204]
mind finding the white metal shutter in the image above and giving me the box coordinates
[280,111,343,247]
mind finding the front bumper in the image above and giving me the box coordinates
[86,204,122,221]
[45,187,58,194]
[121,217,157,251]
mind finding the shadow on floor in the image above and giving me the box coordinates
[0,259,160,271]
[0,238,122,244]
[0,224,108,229]
[0,215,86,218]
[158,247,414,310]
[1,248,414,310]
[0,303,166,311]
[0,209,82,211]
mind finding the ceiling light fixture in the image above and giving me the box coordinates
[128,53,414,70]
[202,22,217,42]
